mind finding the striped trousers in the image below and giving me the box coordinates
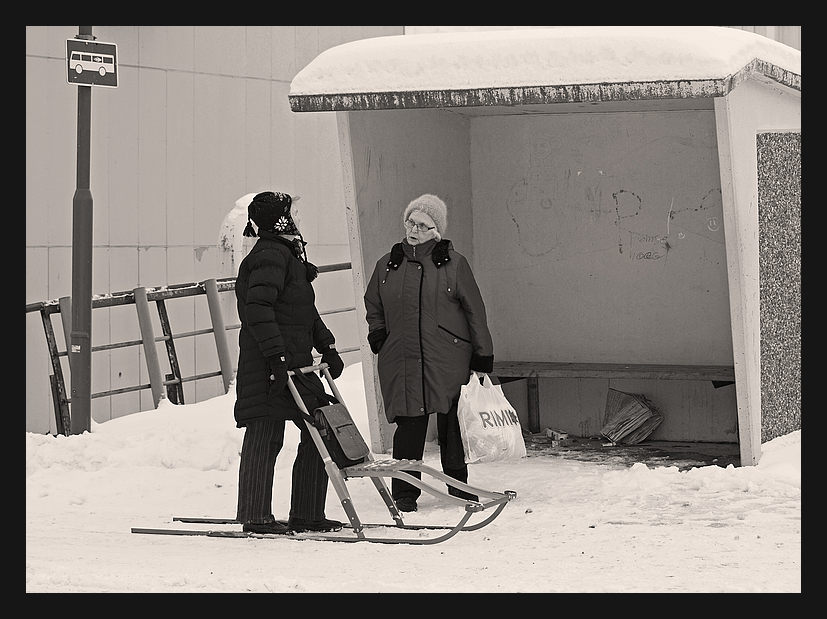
[236,412,329,524]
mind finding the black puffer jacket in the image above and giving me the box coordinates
[233,230,335,427]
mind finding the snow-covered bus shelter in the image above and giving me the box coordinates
[289,27,800,466]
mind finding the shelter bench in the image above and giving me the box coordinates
[492,361,736,434]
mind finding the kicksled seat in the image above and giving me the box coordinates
[133,364,516,544]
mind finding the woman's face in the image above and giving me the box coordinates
[405,211,437,246]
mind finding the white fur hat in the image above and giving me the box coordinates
[403,194,448,239]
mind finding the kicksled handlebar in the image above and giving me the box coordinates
[270,363,330,381]
[288,363,329,376]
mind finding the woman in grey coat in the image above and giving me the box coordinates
[364,194,494,512]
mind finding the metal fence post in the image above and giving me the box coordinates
[133,287,165,408]
[58,297,73,360]
[42,305,72,436]
[203,278,233,392]
[155,298,184,404]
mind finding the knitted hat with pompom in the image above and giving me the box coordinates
[243,191,299,237]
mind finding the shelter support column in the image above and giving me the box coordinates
[337,111,394,454]
[714,95,761,466]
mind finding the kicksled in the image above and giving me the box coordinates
[132,363,516,545]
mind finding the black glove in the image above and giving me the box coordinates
[470,353,494,374]
[367,328,387,354]
[268,353,289,396]
[322,347,344,379]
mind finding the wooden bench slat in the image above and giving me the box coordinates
[493,361,735,382]
[491,361,735,434]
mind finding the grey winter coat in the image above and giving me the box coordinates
[233,231,335,427]
[364,238,493,423]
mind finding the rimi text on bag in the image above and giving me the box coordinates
[458,372,527,464]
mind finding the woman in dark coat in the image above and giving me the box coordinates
[234,191,345,534]
[364,194,494,512]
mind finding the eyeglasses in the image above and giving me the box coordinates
[404,220,435,233]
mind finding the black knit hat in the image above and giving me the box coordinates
[243,191,300,237]
[243,191,318,282]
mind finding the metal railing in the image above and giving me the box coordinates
[25,263,355,436]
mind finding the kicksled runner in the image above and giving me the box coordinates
[132,363,516,545]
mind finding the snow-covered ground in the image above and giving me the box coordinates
[26,363,800,592]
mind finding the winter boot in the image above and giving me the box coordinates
[242,520,294,535]
[448,486,479,502]
[287,517,344,533]
[395,497,418,512]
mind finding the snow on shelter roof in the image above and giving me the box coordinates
[289,26,800,112]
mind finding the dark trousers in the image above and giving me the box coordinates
[391,398,468,500]
[236,415,329,524]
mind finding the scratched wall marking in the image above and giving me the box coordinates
[501,114,723,265]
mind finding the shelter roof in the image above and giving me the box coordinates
[289,27,800,112]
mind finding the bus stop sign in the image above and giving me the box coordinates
[66,39,118,88]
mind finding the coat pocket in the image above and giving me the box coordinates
[438,325,471,345]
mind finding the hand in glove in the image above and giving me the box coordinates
[268,353,289,396]
[321,346,344,379]
[470,352,494,375]
[367,328,387,354]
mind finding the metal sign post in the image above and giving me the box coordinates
[66,27,118,434]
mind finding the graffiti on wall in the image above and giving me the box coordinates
[501,118,725,267]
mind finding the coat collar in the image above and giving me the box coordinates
[388,239,452,270]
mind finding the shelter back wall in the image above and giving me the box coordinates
[471,109,734,367]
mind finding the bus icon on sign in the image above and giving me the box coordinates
[70,51,115,77]
[66,39,118,88]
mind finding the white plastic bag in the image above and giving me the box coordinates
[458,372,527,464]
